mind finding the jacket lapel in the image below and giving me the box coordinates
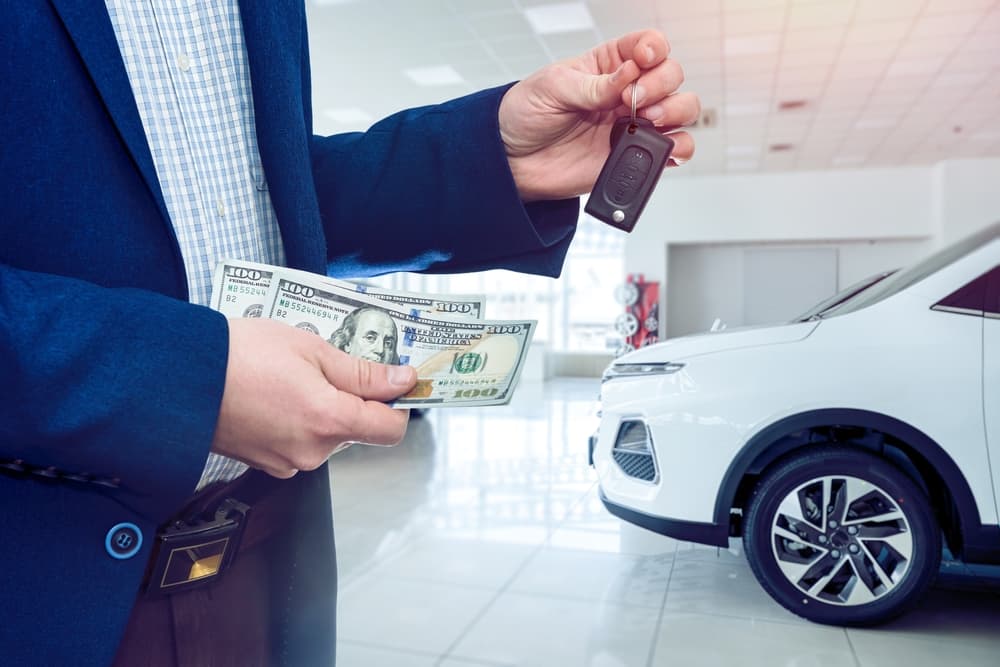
[48,0,170,225]
[238,0,326,272]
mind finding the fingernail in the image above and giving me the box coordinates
[610,61,627,84]
[643,103,663,121]
[645,46,655,62]
[388,365,414,386]
[634,84,646,105]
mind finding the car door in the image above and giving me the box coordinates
[984,266,1000,520]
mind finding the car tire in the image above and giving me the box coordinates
[743,445,940,626]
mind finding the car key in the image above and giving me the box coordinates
[584,84,674,233]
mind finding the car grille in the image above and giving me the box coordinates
[611,420,658,483]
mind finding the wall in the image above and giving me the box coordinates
[933,158,1000,246]
[624,157,1000,337]
[665,238,928,337]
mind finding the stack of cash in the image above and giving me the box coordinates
[210,260,536,408]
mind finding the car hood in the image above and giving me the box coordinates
[617,320,820,363]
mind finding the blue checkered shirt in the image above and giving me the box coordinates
[106,0,286,487]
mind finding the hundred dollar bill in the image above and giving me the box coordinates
[210,260,275,318]
[324,276,485,319]
[211,259,484,320]
[263,274,535,408]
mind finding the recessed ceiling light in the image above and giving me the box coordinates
[323,107,373,124]
[523,2,595,35]
[777,99,808,111]
[404,65,464,86]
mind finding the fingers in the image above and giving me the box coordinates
[639,91,701,131]
[566,58,639,111]
[314,341,416,402]
[323,388,411,447]
[627,58,684,111]
[664,130,695,166]
[614,30,669,69]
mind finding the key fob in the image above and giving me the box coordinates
[584,117,674,233]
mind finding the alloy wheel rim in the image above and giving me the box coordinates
[769,474,914,606]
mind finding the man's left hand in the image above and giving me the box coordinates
[499,29,699,202]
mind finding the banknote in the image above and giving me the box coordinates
[324,276,485,319]
[262,273,535,408]
[211,259,484,320]
[210,260,275,318]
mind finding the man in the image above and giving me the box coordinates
[0,1,697,665]
[329,306,400,364]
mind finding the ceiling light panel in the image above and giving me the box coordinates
[523,2,595,35]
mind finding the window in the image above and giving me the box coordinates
[366,216,625,352]
[933,268,992,316]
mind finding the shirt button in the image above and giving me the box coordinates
[216,201,226,217]
[105,522,143,560]
[177,54,191,72]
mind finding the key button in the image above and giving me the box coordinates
[105,523,143,560]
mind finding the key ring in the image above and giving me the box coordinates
[630,82,639,124]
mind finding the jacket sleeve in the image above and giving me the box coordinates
[309,84,581,279]
[0,263,230,521]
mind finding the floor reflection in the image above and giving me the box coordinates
[330,378,1000,667]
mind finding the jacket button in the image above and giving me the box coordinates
[105,523,143,560]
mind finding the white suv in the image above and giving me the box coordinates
[590,222,1000,626]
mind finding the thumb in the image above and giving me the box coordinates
[568,59,639,111]
[317,345,417,402]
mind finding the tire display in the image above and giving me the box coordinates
[743,446,941,626]
[611,275,659,356]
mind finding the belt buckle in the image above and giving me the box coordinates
[145,498,249,597]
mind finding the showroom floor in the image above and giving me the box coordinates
[328,378,1000,667]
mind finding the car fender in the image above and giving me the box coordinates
[713,407,1000,562]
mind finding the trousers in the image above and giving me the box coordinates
[111,470,335,666]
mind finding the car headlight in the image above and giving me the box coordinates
[601,361,685,383]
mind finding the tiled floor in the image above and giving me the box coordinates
[328,378,1000,667]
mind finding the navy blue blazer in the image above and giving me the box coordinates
[0,1,578,663]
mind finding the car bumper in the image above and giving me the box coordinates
[598,488,729,547]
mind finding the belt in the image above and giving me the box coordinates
[141,470,289,597]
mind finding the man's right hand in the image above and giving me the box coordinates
[210,318,417,478]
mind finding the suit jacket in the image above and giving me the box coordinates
[0,1,578,664]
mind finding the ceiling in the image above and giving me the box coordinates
[305,0,1000,177]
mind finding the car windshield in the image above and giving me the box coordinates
[794,270,897,322]
[820,221,1000,319]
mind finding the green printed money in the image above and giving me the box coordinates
[210,260,274,318]
[211,259,484,320]
[324,276,485,319]
[263,275,535,409]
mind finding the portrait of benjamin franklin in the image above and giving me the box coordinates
[328,306,400,364]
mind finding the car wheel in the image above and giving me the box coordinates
[743,446,940,626]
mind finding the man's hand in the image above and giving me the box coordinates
[210,318,417,478]
[499,29,700,202]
